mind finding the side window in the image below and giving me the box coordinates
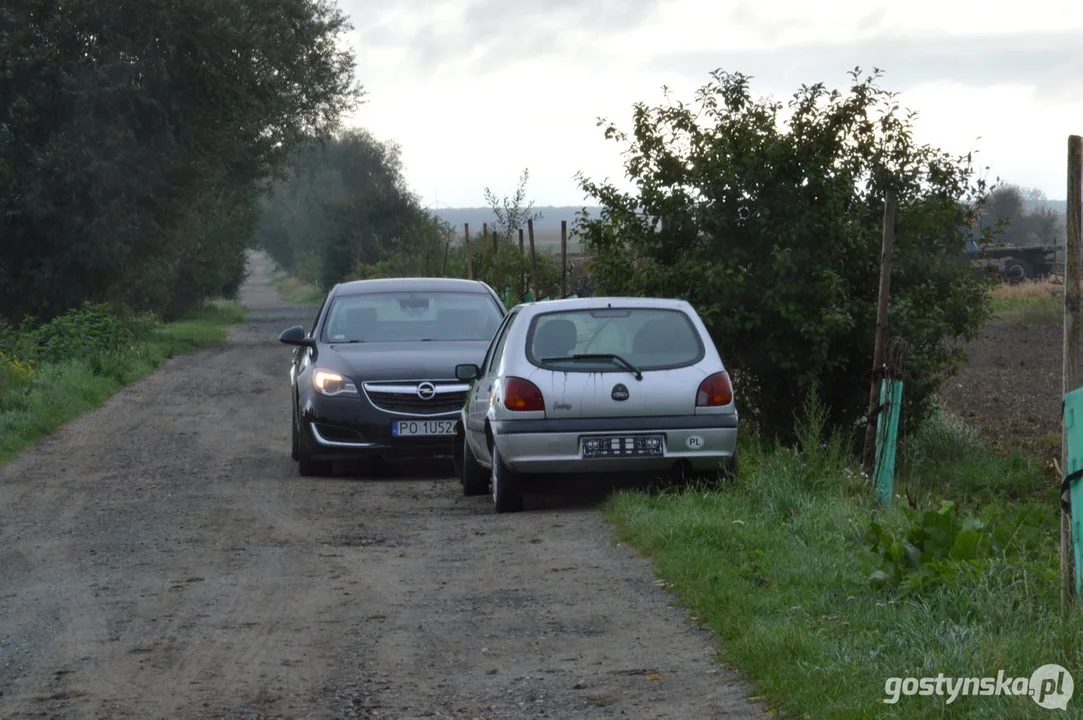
[484,311,518,375]
[479,312,513,375]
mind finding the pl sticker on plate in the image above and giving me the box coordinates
[686,435,704,449]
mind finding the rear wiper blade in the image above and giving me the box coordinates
[540,353,643,381]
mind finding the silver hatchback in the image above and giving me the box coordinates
[453,297,739,513]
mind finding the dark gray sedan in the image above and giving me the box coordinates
[278,277,506,476]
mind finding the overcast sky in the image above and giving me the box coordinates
[337,0,1083,208]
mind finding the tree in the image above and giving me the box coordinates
[982,184,1060,247]
[0,0,362,321]
[473,169,559,300]
[257,128,440,287]
[574,68,995,442]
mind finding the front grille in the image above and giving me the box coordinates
[363,381,469,416]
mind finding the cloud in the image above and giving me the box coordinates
[649,32,1083,102]
[340,0,660,78]
[333,0,1083,204]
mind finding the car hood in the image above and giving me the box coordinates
[321,341,489,381]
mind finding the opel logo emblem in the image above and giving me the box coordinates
[417,381,437,400]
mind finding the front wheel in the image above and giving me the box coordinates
[491,445,523,513]
[291,410,300,461]
[297,420,333,477]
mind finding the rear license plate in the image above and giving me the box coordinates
[392,419,457,437]
[581,435,665,459]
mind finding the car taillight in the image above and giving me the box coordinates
[696,372,733,407]
[504,377,545,412]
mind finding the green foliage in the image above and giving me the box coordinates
[859,500,1048,597]
[30,302,154,364]
[0,300,245,466]
[258,129,432,288]
[0,0,361,323]
[983,184,1061,247]
[606,401,1077,718]
[574,68,995,442]
[260,157,565,300]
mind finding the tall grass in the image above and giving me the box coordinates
[607,395,1080,719]
[988,278,1062,324]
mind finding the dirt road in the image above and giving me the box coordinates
[0,254,762,719]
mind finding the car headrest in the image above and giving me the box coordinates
[533,318,578,358]
[343,307,378,339]
[633,317,687,354]
[438,309,483,338]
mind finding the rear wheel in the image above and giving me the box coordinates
[297,420,333,477]
[1003,257,1034,283]
[461,431,489,496]
[491,445,523,513]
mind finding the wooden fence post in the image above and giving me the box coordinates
[1062,135,1082,613]
[862,191,897,474]
[561,220,568,297]
[518,228,525,298]
[464,223,473,280]
[527,218,538,296]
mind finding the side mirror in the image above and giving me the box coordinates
[279,325,315,347]
[455,363,480,381]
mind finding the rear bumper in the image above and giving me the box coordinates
[491,414,738,474]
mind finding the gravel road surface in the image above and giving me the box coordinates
[0,254,764,719]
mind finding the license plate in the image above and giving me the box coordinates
[581,435,665,459]
[392,419,457,437]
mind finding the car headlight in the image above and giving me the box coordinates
[312,370,358,397]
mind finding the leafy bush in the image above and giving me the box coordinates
[29,301,157,364]
[574,68,996,443]
[859,500,1048,596]
[0,351,36,411]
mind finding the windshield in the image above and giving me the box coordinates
[321,291,504,343]
[526,307,705,371]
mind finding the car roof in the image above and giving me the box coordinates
[331,277,495,296]
[510,296,694,316]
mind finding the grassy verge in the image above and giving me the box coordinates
[267,261,324,304]
[989,277,1062,324]
[0,299,246,467]
[607,397,1081,719]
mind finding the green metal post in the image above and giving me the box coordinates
[874,379,903,505]
[1062,388,1083,597]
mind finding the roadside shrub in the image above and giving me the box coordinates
[31,301,157,364]
[575,68,995,443]
[0,351,36,411]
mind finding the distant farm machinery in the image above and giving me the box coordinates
[964,239,1058,283]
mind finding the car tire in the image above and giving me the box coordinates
[297,420,333,478]
[491,444,523,513]
[290,410,300,462]
[461,431,489,496]
[1003,257,1033,284]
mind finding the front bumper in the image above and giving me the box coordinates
[491,414,738,474]
[300,391,461,461]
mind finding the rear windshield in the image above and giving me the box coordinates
[321,291,504,343]
[526,307,705,371]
